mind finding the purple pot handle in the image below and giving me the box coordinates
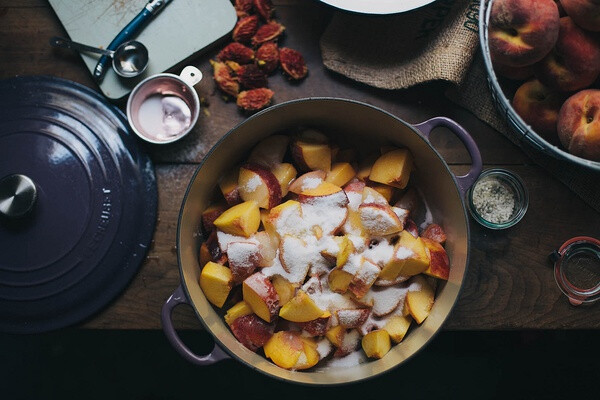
[412,117,482,195]
[161,285,230,365]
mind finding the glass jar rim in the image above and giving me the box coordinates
[467,168,528,230]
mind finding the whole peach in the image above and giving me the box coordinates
[561,0,600,31]
[535,17,600,92]
[493,60,534,81]
[557,89,600,161]
[489,0,560,67]
[512,79,565,142]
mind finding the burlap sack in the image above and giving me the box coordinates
[320,0,600,213]
[320,0,481,89]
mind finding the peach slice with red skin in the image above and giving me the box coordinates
[219,168,243,206]
[238,163,282,209]
[348,258,381,299]
[230,313,276,351]
[227,241,262,284]
[263,331,304,369]
[335,308,370,329]
[271,162,297,197]
[242,272,280,322]
[288,170,326,194]
[421,223,447,245]
[299,311,332,336]
[358,203,403,236]
[380,230,430,279]
[247,135,290,168]
[488,0,560,67]
[291,130,332,172]
[201,203,227,233]
[422,237,450,280]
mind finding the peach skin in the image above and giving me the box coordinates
[489,0,560,67]
[557,89,600,161]
[512,79,566,141]
[561,0,600,31]
[535,17,600,92]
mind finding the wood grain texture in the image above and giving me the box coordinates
[1,0,599,333]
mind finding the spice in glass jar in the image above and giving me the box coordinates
[471,176,515,224]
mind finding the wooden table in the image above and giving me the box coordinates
[1,0,599,336]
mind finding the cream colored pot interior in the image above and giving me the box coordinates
[177,98,469,385]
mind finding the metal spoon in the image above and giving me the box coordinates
[50,36,149,78]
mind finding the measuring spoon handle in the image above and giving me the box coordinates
[50,37,114,57]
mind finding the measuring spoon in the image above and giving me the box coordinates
[50,36,149,78]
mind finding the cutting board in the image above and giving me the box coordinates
[49,0,237,100]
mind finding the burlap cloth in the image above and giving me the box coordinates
[319,0,600,213]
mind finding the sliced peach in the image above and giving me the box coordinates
[291,133,332,172]
[325,162,356,187]
[335,308,370,328]
[299,311,332,336]
[369,148,413,189]
[263,331,304,369]
[422,223,447,245]
[343,179,366,194]
[405,275,435,324]
[278,235,310,283]
[271,275,297,306]
[367,182,395,203]
[199,242,211,268]
[384,315,412,344]
[362,286,407,317]
[213,200,260,237]
[219,168,242,206]
[299,181,343,197]
[227,241,262,283]
[361,186,389,205]
[288,170,327,194]
[266,200,305,239]
[335,235,354,268]
[224,300,253,326]
[238,164,282,209]
[422,237,450,280]
[253,231,278,267]
[230,313,276,351]
[201,203,227,233]
[325,325,345,347]
[247,134,290,168]
[356,153,379,181]
[394,186,420,216]
[199,261,233,308]
[271,162,297,197]
[361,329,391,359]
[348,258,381,299]
[327,269,354,293]
[242,272,280,322]
[294,336,320,370]
[358,203,403,236]
[279,290,325,322]
[380,231,430,279]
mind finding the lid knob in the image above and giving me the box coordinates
[0,174,37,219]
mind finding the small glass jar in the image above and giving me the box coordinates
[467,168,528,230]
[550,237,600,306]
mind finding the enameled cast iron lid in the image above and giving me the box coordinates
[0,76,157,333]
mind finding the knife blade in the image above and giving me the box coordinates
[93,0,173,82]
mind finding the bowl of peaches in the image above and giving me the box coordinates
[161,98,482,385]
[480,0,600,169]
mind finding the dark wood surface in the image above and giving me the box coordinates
[1,0,599,332]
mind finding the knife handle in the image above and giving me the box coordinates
[93,8,153,81]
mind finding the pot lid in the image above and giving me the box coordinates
[0,76,157,333]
